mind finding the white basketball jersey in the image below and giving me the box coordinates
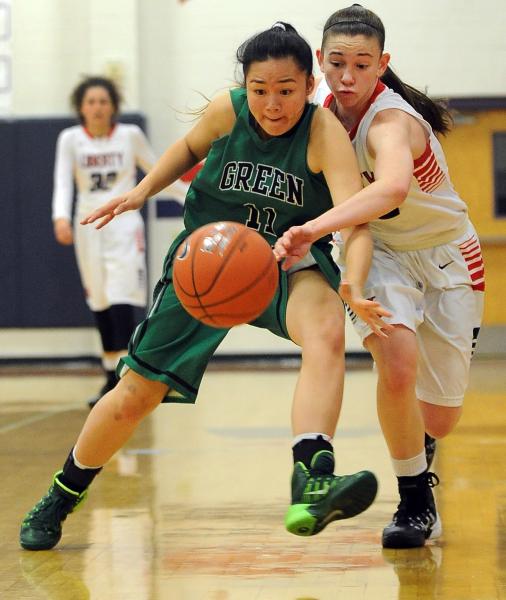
[52,123,156,221]
[315,79,469,250]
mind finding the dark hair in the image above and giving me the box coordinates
[236,22,313,84]
[322,5,452,134]
[70,76,122,124]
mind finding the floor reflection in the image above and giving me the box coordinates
[2,359,506,599]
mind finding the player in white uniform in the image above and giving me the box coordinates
[52,76,156,408]
[275,5,484,549]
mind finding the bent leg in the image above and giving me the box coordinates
[75,369,169,466]
[420,402,462,439]
[285,268,377,536]
[366,325,425,460]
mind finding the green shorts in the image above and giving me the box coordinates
[119,231,341,403]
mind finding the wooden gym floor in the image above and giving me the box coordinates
[0,356,505,599]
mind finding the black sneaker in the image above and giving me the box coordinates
[87,373,117,409]
[382,471,442,549]
[285,450,378,536]
[20,471,87,550]
[425,433,437,470]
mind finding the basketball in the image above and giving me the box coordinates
[172,221,278,328]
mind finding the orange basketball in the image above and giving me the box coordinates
[173,221,278,328]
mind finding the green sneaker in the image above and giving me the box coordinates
[20,471,87,551]
[285,450,378,536]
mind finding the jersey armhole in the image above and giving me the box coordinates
[229,87,247,117]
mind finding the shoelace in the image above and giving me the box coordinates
[302,471,336,502]
[23,488,73,530]
[393,472,440,525]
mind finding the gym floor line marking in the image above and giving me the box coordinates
[0,404,78,434]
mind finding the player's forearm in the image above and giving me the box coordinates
[305,181,404,241]
[136,138,198,199]
[341,226,373,292]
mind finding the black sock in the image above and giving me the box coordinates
[58,449,102,493]
[292,436,334,469]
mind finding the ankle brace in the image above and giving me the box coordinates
[59,448,103,493]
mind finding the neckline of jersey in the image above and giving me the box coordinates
[323,80,386,141]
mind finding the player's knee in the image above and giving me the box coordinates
[114,377,163,423]
[425,421,456,439]
[422,404,462,438]
[301,316,344,359]
[380,363,417,397]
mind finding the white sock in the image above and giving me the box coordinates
[73,448,103,470]
[291,432,333,447]
[391,450,427,477]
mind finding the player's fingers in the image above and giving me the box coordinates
[281,256,296,271]
[273,247,284,262]
[273,241,287,258]
[94,213,115,230]
[373,326,389,338]
[113,200,130,215]
[81,208,109,225]
[375,306,393,318]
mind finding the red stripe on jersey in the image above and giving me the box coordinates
[413,142,446,193]
[180,161,204,183]
[425,172,446,193]
[347,80,386,141]
[462,249,481,262]
[413,142,432,169]
[323,93,334,108]
[419,166,443,189]
[461,244,480,256]
[459,236,478,250]
[459,236,485,291]
[467,258,484,271]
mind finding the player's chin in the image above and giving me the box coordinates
[261,119,289,137]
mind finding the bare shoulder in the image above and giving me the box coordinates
[371,108,421,132]
[310,105,348,143]
[202,89,236,137]
[369,108,427,152]
[308,105,354,173]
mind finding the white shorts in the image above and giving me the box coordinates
[74,211,147,312]
[339,222,484,407]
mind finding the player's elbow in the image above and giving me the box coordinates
[384,180,409,208]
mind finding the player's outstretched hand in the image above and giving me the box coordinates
[273,224,314,271]
[80,189,146,229]
[339,280,393,338]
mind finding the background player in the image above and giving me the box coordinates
[275,4,484,548]
[20,22,392,551]
[52,76,155,408]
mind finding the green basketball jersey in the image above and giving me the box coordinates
[183,87,334,254]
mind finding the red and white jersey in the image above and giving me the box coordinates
[315,79,469,251]
[52,123,156,221]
